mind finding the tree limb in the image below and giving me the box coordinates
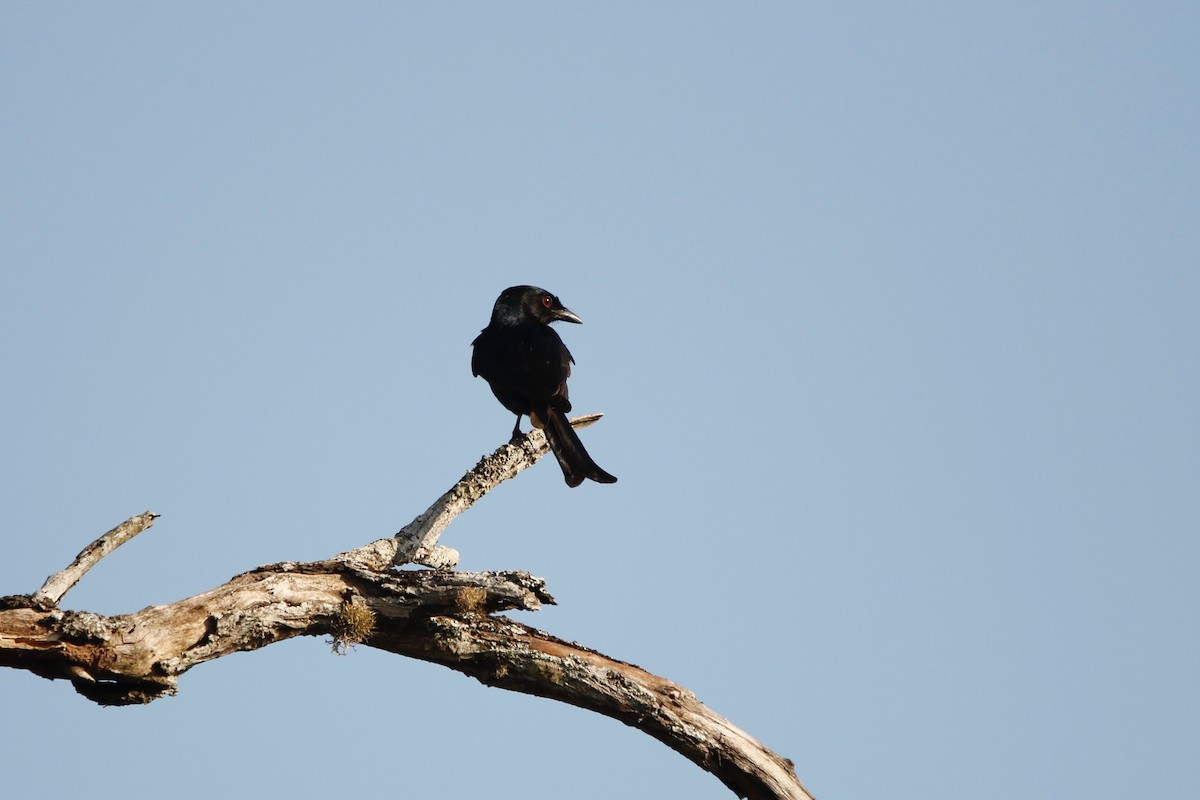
[371,612,811,800]
[0,415,812,800]
[31,511,159,609]
[339,412,605,570]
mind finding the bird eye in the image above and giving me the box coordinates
[541,295,553,308]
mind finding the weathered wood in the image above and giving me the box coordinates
[31,512,159,608]
[2,564,551,704]
[339,413,605,570]
[371,613,813,800]
[0,416,813,799]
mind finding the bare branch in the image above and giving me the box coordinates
[1,416,814,799]
[371,613,814,800]
[31,512,159,609]
[2,564,552,704]
[1,562,808,799]
[338,413,604,570]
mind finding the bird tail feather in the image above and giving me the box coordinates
[543,407,618,488]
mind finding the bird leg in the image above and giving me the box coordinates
[510,415,524,442]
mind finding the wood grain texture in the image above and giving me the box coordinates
[0,415,812,800]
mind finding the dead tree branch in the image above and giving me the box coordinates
[0,414,812,800]
[31,511,159,609]
[339,412,605,571]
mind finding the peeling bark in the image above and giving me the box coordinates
[0,415,813,800]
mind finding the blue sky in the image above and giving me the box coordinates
[2,4,1197,798]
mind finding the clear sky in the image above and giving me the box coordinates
[2,4,1197,798]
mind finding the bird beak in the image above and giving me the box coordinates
[554,307,583,324]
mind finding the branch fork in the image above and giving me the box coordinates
[0,414,813,800]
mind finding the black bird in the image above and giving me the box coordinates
[471,285,618,488]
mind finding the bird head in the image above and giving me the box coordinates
[492,285,583,326]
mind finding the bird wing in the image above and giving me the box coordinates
[472,324,574,413]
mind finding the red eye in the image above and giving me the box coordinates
[541,295,553,308]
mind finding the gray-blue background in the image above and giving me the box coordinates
[3,4,1196,798]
